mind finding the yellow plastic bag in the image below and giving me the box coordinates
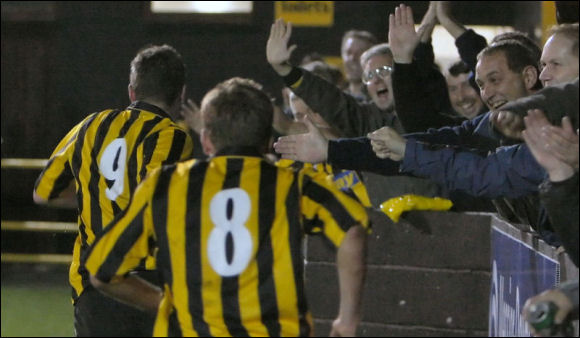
[379,194,453,223]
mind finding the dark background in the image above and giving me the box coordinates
[2,5,577,336]
[1,1,542,226]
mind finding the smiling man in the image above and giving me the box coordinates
[446,61,486,119]
[475,40,541,112]
[489,23,578,139]
[274,39,544,164]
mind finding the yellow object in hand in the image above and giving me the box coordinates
[379,194,453,223]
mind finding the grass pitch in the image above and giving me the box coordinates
[1,264,73,337]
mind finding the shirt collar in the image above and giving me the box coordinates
[128,101,172,120]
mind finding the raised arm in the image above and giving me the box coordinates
[266,18,297,77]
[389,3,459,132]
[436,1,487,71]
[388,4,420,65]
[418,2,438,44]
[435,1,467,40]
[268,20,399,137]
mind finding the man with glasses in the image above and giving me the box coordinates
[267,18,447,205]
[267,18,403,138]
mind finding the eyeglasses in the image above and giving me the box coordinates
[362,65,393,85]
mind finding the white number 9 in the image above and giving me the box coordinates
[99,138,127,201]
[208,188,253,277]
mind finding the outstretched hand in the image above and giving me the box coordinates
[267,18,297,76]
[416,2,438,43]
[388,3,419,64]
[181,98,202,134]
[367,127,407,161]
[273,115,329,163]
[434,1,467,39]
[435,1,453,21]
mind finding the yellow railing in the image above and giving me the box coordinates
[2,158,74,264]
[1,221,77,233]
[1,158,48,169]
[1,253,73,264]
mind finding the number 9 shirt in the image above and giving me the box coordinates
[33,101,193,302]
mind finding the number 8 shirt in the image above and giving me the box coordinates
[84,147,370,337]
[33,101,193,303]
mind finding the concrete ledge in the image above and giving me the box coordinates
[313,319,488,337]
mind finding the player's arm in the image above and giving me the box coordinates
[34,113,96,208]
[331,224,366,337]
[33,179,77,209]
[300,170,369,336]
[90,274,162,314]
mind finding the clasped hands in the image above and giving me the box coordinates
[273,118,407,163]
[367,127,407,161]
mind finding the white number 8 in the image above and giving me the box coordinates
[208,188,253,277]
[99,138,127,201]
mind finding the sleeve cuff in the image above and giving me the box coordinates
[400,138,417,172]
[282,67,304,88]
[539,173,579,195]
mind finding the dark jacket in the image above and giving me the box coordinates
[499,77,579,130]
[400,140,544,199]
[455,29,488,72]
[328,135,557,240]
[392,61,464,132]
[282,47,467,137]
[407,111,500,151]
[539,173,579,267]
[328,111,502,172]
[283,67,403,138]
[392,41,465,132]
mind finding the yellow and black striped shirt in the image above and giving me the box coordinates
[34,101,193,302]
[277,159,372,208]
[85,147,369,337]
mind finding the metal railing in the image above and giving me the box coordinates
[2,158,74,264]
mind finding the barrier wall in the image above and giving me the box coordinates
[305,209,579,337]
[2,159,578,336]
